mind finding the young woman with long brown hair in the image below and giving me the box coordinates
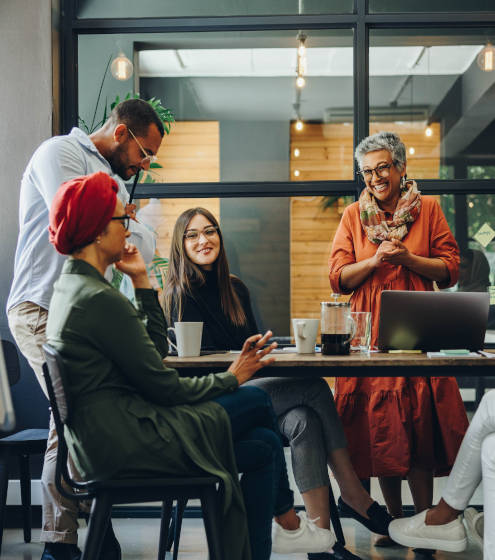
[164,207,393,560]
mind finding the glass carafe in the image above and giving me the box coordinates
[320,296,356,355]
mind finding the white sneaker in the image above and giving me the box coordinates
[464,507,483,549]
[271,511,336,554]
[389,510,467,553]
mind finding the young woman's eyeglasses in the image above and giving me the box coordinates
[357,162,395,182]
[111,215,131,230]
[183,226,219,241]
[128,128,157,164]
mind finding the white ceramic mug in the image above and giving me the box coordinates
[167,322,203,357]
[292,318,319,354]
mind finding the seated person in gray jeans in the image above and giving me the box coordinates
[164,207,393,560]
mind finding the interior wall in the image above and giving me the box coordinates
[0,0,54,436]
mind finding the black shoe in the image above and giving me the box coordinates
[41,543,82,560]
[413,548,436,557]
[308,543,363,560]
[338,497,392,536]
[98,521,122,560]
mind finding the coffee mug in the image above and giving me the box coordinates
[167,322,203,357]
[292,318,319,354]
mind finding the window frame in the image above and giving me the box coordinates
[61,0,495,199]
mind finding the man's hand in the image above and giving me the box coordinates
[115,243,151,289]
[125,203,137,221]
[228,331,277,385]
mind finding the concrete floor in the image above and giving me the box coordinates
[1,517,483,560]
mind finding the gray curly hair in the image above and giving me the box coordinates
[355,131,407,172]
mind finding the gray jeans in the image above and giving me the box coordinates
[8,301,84,544]
[246,377,347,493]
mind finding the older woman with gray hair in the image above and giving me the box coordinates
[329,131,468,547]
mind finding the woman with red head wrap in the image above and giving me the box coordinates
[45,173,327,559]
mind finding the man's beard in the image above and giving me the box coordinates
[106,144,132,180]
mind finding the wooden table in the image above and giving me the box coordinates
[164,351,495,378]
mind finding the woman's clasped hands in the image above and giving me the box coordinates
[374,239,412,267]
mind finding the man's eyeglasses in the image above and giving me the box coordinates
[357,162,395,182]
[184,226,219,241]
[128,128,157,164]
[111,215,131,230]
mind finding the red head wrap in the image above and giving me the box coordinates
[49,171,119,255]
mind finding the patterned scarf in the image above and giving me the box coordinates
[359,179,422,244]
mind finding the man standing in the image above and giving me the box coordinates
[7,99,164,560]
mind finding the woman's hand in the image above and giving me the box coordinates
[228,330,277,385]
[115,243,152,289]
[380,239,412,266]
[125,203,137,221]
[372,240,400,267]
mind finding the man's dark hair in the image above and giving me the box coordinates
[108,98,164,137]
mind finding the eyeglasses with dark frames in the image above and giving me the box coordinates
[356,162,396,182]
[128,128,158,164]
[110,215,131,230]
[183,226,219,241]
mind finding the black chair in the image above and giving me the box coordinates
[42,343,225,560]
[0,340,49,555]
[164,437,347,560]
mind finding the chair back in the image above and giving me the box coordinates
[1,340,20,386]
[42,344,71,426]
[42,344,90,498]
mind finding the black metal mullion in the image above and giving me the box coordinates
[61,0,78,133]
[354,0,369,199]
[72,14,357,34]
[131,181,358,200]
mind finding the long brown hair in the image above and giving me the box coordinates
[163,208,247,326]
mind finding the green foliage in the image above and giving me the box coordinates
[320,195,354,211]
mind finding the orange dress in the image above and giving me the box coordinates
[329,196,468,478]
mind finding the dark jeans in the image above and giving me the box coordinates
[214,386,294,560]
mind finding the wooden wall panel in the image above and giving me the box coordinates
[137,121,220,262]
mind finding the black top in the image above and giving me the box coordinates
[171,270,258,350]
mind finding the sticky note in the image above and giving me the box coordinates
[473,223,495,248]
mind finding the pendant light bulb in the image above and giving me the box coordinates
[409,146,415,156]
[477,43,495,72]
[296,75,306,88]
[295,119,304,131]
[425,126,433,137]
[111,52,134,81]
[294,148,300,157]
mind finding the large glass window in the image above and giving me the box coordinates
[370,29,495,180]
[76,0,353,19]
[78,29,354,184]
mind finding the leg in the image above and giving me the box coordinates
[8,303,81,544]
[214,386,294,514]
[442,390,495,511]
[19,453,31,543]
[278,406,331,528]
[234,430,279,560]
[481,432,495,560]
[406,466,433,514]
[328,448,372,519]
[378,476,403,518]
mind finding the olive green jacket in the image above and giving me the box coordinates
[46,259,251,560]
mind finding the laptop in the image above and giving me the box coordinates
[378,290,490,352]
[0,340,15,431]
